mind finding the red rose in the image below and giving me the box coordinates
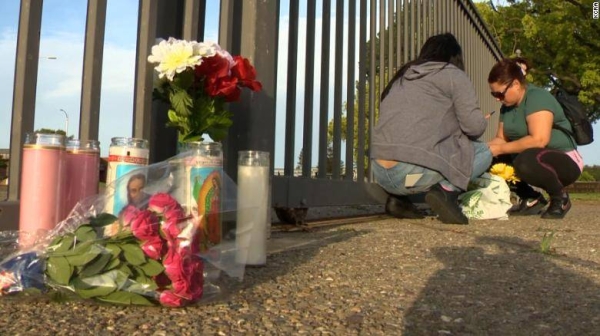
[195,54,231,79]
[231,56,262,91]
[206,76,240,101]
[148,193,180,215]
[161,207,187,241]
[120,205,140,227]
[159,290,188,307]
[131,210,160,240]
[141,236,166,260]
[163,249,204,301]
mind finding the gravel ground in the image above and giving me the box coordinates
[1,201,599,335]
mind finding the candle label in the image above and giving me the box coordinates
[106,149,149,215]
[188,160,222,252]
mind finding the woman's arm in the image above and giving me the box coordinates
[488,122,508,145]
[489,111,553,156]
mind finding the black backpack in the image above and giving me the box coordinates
[550,79,594,146]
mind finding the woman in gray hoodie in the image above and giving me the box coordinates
[371,33,492,224]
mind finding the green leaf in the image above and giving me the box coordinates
[104,243,122,259]
[75,225,98,242]
[117,264,134,277]
[103,257,121,272]
[72,270,128,298]
[47,234,75,253]
[46,256,73,285]
[89,213,118,227]
[170,89,193,116]
[121,244,147,266]
[96,291,155,306]
[80,253,113,278]
[65,244,103,266]
[138,259,164,277]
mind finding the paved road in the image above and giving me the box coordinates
[1,200,598,334]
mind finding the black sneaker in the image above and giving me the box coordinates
[424,185,468,225]
[510,195,548,216]
[541,194,572,219]
[385,195,425,219]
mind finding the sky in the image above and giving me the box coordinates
[1,0,599,168]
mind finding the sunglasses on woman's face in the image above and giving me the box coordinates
[490,81,514,100]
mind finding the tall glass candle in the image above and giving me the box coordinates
[236,151,270,266]
[105,137,149,215]
[19,133,65,247]
[63,139,100,218]
[182,142,223,251]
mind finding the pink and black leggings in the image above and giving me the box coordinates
[497,148,582,201]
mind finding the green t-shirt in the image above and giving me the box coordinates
[500,84,575,151]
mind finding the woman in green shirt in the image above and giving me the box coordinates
[487,59,583,219]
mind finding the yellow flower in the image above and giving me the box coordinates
[490,163,520,184]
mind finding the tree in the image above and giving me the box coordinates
[577,170,595,181]
[475,0,600,122]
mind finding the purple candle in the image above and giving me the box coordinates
[19,133,65,247]
[63,140,100,219]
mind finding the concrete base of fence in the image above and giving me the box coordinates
[0,201,19,231]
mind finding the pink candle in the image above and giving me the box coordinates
[63,140,100,219]
[19,133,65,247]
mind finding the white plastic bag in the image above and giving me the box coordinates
[459,173,512,220]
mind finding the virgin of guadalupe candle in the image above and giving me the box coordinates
[236,151,270,266]
[105,137,149,215]
[182,142,223,251]
[63,140,100,218]
[19,133,66,247]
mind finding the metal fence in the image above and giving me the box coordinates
[0,0,503,230]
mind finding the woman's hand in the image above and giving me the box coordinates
[488,143,503,157]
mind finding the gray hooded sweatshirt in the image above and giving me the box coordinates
[371,62,487,190]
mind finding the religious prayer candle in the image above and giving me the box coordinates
[105,137,149,215]
[62,139,100,219]
[236,151,271,266]
[182,142,223,251]
[19,133,66,247]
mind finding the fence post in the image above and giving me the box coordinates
[221,0,279,182]
[8,0,44,202]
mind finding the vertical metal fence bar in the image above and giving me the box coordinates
[302,0,317,178]
[132,0,157,150]
[182,0,199,40]
[345,0,356,181]
[413,0,423,48]
[318,0,331,178]
[357,0,367,181]
[223,0,279,179]
[8,0,44,201]
[368,0,377,181]
[379,0,385,87]
[387,0,394,75]
[284,0,299,176]
[396,0,402,68]
[410,0,416,59]
[79,0,107,142]
[403,0,409,63]
[332,0,344,179]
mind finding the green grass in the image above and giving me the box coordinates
[539,231,555,255]
[569,193,600,201]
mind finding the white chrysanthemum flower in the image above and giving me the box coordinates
[147,38,207,81]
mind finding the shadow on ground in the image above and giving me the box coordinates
[403,235,600,335]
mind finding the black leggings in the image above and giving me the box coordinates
[496,148,581,200]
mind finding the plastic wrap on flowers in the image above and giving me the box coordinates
[0,151,247,307]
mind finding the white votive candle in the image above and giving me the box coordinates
[236,151,270,266]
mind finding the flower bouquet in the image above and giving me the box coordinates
[148,38,262,143]
[0,152,245,307]
[458,163,518,220]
